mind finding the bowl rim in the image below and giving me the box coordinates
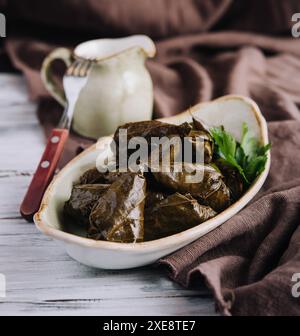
[34,94,271,252]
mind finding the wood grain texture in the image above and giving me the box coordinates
[0,74,216,316]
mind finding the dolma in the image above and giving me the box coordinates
[78,167,122,185]
[192,116,210,132]
[78,167,103,184]
[144,193,216,241]
[215,158,244,201]
[113,120,192,165]
[186,129,214,164]
[190,117,214,163]
[152,162,231,212]
[145,190,166,209]
[64,184,110,226]
[146,137,211,187]
[147,134,182,170]
[88,173,146,243]
[114,120,192,146]
[148,130,214,165]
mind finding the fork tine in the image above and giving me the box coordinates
[79,61,91,77]
[73,60,82,77]
[66,61,78,76]
[66,60,91,77]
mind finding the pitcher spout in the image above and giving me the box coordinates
[74,35,156,62]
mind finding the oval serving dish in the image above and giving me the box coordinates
[34,95,270,269]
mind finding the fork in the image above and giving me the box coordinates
[20,60,91,221]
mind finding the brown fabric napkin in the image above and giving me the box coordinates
[1,0,300,315]
[161,120,300,316]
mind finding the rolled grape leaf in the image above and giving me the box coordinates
[78,167,122,185]
[114,120,192,146]
[144,193,216,241]
[187,129,214,164]
[64,184,110,227]
[192,116,210,132]
[78,167,103,184]
[214,158,244,201]
[147,134,183,171]
[113,120,192,165]
[148,130,214,166]
[145,190,166,209]
[88,173,146,243]
[152,162,230,212]
[204,180,231,211]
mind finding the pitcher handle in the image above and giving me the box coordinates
[41,48,73,107]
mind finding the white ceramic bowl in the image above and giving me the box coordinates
[34,95,270,269]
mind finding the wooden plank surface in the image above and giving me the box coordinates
[0,74,216,316]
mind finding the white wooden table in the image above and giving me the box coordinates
[0,74,216,316]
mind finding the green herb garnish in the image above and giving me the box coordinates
[210,123,270,185]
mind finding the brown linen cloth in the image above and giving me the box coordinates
[1,0,300,315]
[161,120,300,316]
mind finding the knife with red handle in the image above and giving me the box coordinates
[20,128,69,221]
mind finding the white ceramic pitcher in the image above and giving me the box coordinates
[41,35,156,139]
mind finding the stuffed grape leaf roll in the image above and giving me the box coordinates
[78,167,123,185]
[113,120,192,165]
[88,173,146,243]
[64,184,110,227]
[144,193,216,241]
[152,162,230,212]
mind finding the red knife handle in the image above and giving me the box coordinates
[20,128,69,222]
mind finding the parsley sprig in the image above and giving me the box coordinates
[210,123,270,185]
